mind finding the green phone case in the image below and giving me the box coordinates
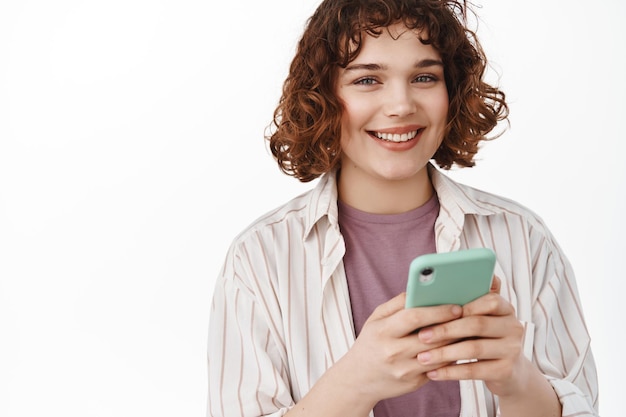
[405,248,496,308]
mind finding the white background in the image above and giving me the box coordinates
[1,0,624,415]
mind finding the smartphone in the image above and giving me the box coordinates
[405,248,496,308]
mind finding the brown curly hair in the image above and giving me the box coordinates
[267,0,508,182]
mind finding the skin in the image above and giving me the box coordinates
[285,23,561,417]
[336,23,448,214]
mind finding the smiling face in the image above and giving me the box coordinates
[336,23,449,207]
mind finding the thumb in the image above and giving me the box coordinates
[366,292,406,323]
[490,275,502,294]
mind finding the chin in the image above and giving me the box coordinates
[375,166,425,182]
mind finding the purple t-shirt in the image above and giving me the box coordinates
[338,194,461,417]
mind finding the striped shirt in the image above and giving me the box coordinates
[207,164,599,417]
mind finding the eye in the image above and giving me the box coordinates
[354,77,379,86]
[413,74,438,83]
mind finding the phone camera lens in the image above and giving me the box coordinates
[419,267,434,284]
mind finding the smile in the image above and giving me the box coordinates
[370,129,421,143]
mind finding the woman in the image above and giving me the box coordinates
[207,1,598,416]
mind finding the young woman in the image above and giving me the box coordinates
[207,1,598,416]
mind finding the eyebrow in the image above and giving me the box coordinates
[344,58,444,72]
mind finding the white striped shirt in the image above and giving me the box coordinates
[207,164,599,417]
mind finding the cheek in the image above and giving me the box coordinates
[338,110,361,151]
[341,97,371,129]
[339,115,353,152]
[434,93,450,123]
[339,112,350,142]
[428,94,449,146]
[421,85,449,120]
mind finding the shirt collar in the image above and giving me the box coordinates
[302,163,501,239]
[428,164,500,217]
[303,168,340,239]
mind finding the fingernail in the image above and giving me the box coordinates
[419,329,433,341]
[451,305,462,315]
[417,352,431,363]
[427,370,438,379]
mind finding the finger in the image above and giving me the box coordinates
[462,292,514,318]
[396,332,452,359]
[366,292,407,322]
[417,332,521,366]
[425,358,512,382]
[388,304,463,338]
[490,275,501,294]
[419,314,522,344]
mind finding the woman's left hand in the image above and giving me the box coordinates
[415,287,529,398]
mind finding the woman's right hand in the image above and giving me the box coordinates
[334,293,464,407]
[285,293,464,417]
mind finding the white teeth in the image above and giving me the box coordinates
[374,130,419,142]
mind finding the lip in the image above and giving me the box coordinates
[367,126,424,151]
[368,124,424,135]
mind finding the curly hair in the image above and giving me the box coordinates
[267,0,509,182]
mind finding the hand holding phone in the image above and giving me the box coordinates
[405,248,496,308]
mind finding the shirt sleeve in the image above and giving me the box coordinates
[529,228,599,416]
[207,243,294,417]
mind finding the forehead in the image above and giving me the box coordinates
[348,23,441,63]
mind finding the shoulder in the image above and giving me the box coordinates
[433,171,575,287]
[464,182,543,223]
[431,167,566,266]
[228,171,338,253]
[217,174,339,299]
[431,166,550,231]
[215,188,314,294]
[461,183,559,249]
[231,190,311,246]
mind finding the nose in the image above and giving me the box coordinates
[383,83,416,118]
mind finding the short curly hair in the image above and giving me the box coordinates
[267,0,508,182]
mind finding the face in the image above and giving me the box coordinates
[336,23,449,186]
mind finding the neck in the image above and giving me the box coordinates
[337,167,434,214]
